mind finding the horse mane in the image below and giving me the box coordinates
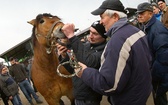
[31,13,61,46]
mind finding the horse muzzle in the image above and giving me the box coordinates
[53,27,66,39]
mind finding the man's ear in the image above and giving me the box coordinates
[148,11,154,18]
[112,13,120,21]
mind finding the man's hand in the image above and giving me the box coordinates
[75,62,87,77]
[56,43,67,58]
[61,23,75,39]
[9,96,13,100]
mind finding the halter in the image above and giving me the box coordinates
[35,20,64,54]
[35,20,82,78]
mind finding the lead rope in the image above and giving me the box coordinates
[57,49,82,78]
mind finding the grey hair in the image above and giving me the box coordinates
[104,9,127,18]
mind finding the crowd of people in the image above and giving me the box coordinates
[0,57,43,105]
[1,0,168,105]
[59,0,168,105]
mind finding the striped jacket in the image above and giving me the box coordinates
[81,18,152,105]
[0,73,19,97]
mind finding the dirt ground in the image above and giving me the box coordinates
[0,89,155,105]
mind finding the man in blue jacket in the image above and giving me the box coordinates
[137,2,168,105]
[62,0,152,105]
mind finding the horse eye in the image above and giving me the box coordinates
[39,19,44,24]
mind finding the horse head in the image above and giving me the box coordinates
[28,13,68,54]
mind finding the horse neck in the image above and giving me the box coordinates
[33,42,59,70]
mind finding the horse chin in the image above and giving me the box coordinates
[56,38,70,47]
[61,38,69,44]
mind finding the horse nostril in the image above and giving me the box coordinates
[59,28,62,32]
[53,27,66,39]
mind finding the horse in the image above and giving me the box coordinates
[28,13,74,105]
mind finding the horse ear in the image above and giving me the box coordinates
[27,19,36,26]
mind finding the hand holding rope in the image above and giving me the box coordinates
[57,49,82,78]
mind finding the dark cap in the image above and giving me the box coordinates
[157,0,165,3]
[0,63,5,73]
[9,57,14,61]
[137,2,153,13]
[152,2,159,8]
[91,21,107,38]
[91,0,126,15]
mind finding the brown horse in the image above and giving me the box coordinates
[28,13,74,105]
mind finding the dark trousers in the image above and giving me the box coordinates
[0,92,9,105]
[31,79,38,92]
[152,80,168,105]
[154,94,167,105]
[11,94,22,105]
[75,99,100,105]
[18,79,38,103]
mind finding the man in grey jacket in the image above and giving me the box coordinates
[0,63,22,105]
[57,21,107,105]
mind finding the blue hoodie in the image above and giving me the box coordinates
[154,11,162,21]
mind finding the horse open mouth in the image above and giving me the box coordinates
[53,27,78,47]
[51,26,69,47]
[56,37,70,47]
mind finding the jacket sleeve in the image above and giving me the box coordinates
[0,77,11,97]
[20,65,28,78]
[153,29,168,66]
[9,67,14,77]
[81,36,132,95]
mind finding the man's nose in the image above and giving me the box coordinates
[89,34,94,38]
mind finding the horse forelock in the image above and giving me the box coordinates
[36,13,61,23]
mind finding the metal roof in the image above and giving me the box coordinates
[0,37,32,61]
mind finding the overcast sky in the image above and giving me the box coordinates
[0,0,148,55]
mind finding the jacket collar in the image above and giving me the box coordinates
[163,6,168,12]
[144,16,156,30]
[106,17,128,37]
